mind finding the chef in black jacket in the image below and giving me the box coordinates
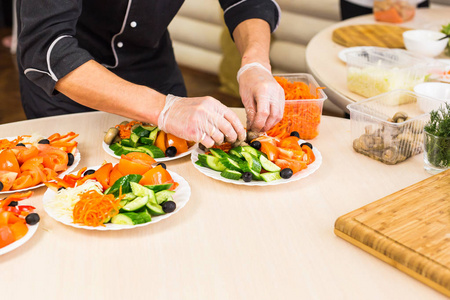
[16,0,284,148]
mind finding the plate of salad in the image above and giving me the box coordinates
[191,136,322,186]
[0,133,81,194]
[43,154,191,230]
[102,121,197,162]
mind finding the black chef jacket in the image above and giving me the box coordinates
[16,0,280,119]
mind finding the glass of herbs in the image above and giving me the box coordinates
[423,102,450,174]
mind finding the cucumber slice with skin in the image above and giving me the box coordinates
[130,133,140,148]
[122,195,149,212]
[229,147,244,158]
[144,183,173,193]
[197,154,226,171]
[239,161,262,180]
[219,156,242,172]
[146,201,165,216]
[111,211,151,225]
[155,190,176,205]
[109,143,121,152]
[241,152,262,173]
[259,172,282,182]
[137,145,165,158]
[220,169,243,180]
[209,148,228,158]
[259,155,281,172]
[132,126,151,137]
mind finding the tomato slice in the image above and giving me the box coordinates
[94,163,113,190]
[301,145,315,165]
[166,133,188,154]
[139,165,177,189]
[0,149,20,173]
[20,156,44,172]
[0,225,15,248]
[42,168,58,181]
[38,144,69,172]
[118,157,151,176]
[0,171,18,191]
[121,152,156,167]
[155,131,167,153]
[260,141,279,161]
[274,158,307,174]
[14,145,39,164]
[9,221,28,241]
[278,136,301,151]
[109,164,124,187]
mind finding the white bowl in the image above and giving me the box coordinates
[414,82,450,103]
[403,30,449,57]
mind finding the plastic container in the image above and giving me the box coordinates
[347,90,445,164]
[271,73,327,140]
[373,0,415,23]
[346,48,437,98]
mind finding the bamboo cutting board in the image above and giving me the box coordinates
[335,169,450,297]
[332,24,411,48]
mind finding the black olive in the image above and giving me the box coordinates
[280,168,293,179]
[157,163,167,169]
[0,182,3,191]
[162,201,176,213]
[8,201,18,207]
[16,143,26,147]
[165,146,177,157]
[38,139,50,144]
[84,169,95,176]
[58,186,66,191]
[25,213,40,225]
[242,172,253,182]
[290,131,300,138]
[300,142,313,149]
[250,140,261,150]
[67,152,74,166]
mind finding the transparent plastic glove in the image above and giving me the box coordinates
[158,94,246,148]
[237,62,285,132]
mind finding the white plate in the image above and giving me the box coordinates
[0,137,81,194]
[0,222,39,255]
[42,167,191,230]
[191,143,322,186]
[102,141,197,162]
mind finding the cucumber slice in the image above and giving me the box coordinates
[147,128,160,146]
[144,183,174,193]
[142,125,157,132]
[130,182,151,197]
[259,155,281,172]
[155,190,176,205]
[132,125,151,137]
[219,156,242,172]
[241,152,262,173]
[197,154,226,171]
[139,136,153,145]
[122,195,149,212]
[229,147,244,158]
[137,145,165,158]
[111,212,151,225]
[242,146,259,157]
[259,172,282,182]
[120,138,133,147]
[239,161,262,180]
[146,201,165,216]
[209,148,228,158]
[130,133,140,147]
[109,143,121,152]
[220,169,243,180]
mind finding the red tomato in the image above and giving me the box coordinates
[94,163,113,190]
[139,165,177,189]
[20,156,44,172]
[118,158,151,176]
[14,145,39,164]
[274,158,307,174]
[278,136,301,151]
[0,171,18,191]
[166,133,188,154]
[155,131,167,153]
[0,225,15,248]
[38,144,69,172]
[109,164,124,187]
[301,145,315,165]
[0,149,20,173]
[9,221,28,241]
[260,141,279,161]
[121,152,156,168]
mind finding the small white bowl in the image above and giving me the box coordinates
[403,30,449,57]
[414,82,450,103]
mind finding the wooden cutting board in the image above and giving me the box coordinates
[332,24,411,48]
[335,169,450,297]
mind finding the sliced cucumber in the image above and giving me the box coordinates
[109,143,121,152]
[139,136,153,145]
[130,132,140,147]
[219,156,242,172]
[260,172,282,182]
[146,201,165,216]
[122,195,149,212]
[142,125,157,132]
[197,154,226,171]
[144,183,174,193]
[130,182,150,197]
[132,125,151,137]
[239,161,262,180]
[259,155,281,172]
[229,147,244,158]
[242,146,259,157]
[155,190,176,205]
[209,148,228,158]
[121,192,137,201]
[120,138,133,147]
[241,152,262,173]
[147,128,160,145]
[137,145,165,158]
[111,211,151,225]
[220,169,243,180]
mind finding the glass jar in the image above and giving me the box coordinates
[423,131,450,174]
[373,0,416,23]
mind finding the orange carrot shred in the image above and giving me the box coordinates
[73,190,123,227]
[115,121,143,139]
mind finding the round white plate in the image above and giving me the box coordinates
[0,222,39,255]
[0,136,81,194]
[42,168,191,230]
[191,143,322,186]
[103,141,197,162]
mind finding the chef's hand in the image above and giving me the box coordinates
[157,94,246,148]
[237,62,285,132]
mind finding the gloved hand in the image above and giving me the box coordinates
[158,94,246,148]
[237,62,285,132]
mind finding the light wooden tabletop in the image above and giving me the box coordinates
[306,5,450,113]
[0,109,445,300]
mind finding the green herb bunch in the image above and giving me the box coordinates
[441,23,450,56]
[424,102,450,168]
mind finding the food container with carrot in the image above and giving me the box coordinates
[373,0,415,23]
[267,73,327,140]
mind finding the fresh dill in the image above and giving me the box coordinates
[424,102,450,168]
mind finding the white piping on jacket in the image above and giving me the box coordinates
[24,35,72,82]
[223,0,281,31]
[103,0,133,69]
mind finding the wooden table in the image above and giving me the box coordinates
[0,109,445,299]
[306,5,450,113]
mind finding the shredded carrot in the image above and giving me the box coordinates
[0,136,26,150]
[267,77,325,140]
[115,121,142,139]
[72,189,123,227]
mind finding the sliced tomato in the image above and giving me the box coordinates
[109,164,124,187]
[0,225,15,248]
[0,211,22,225]
[14,145,39,164]
[274,158,307,174]
[9,221,28,241]
[0,149,20,173]
[121,152,156,168]
[278,136,301,151]
[20,156,44,172]
[139,165,177,189]
[301,145,315,165]
[94,163,113,190]
[155,131,167,152]
[278,148,295,160]
[260,141,279,161]
[12,174,35,190]
[42,168,58,181]
[38,144,69,172]
[118,157,151,176]
[166,133,188,154]
[0,171,18,191]
[254,136,279,146]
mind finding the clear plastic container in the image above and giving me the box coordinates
[346,48,437,98]
[271,73,327,140]
[373,0,415,23]
[347,90,445,164]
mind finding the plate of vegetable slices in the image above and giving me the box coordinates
[190,142,322,186]
[0,223,39,255]
[42,167,191,230]
[0,135,81,194]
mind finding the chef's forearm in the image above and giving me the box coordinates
[232,19,272,71]
[55,60,165,125]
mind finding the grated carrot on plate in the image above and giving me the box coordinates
[115,121,142,139]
